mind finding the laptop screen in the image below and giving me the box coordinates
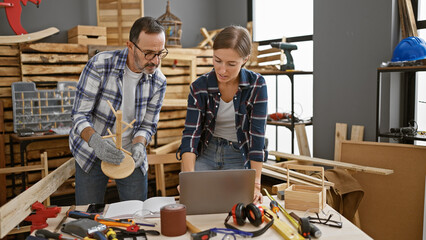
[179,169,255,215]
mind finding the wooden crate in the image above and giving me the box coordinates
[68,25,107,45]
[97,0,144,46]
[284,164,326,211]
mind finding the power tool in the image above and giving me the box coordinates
[270,42,298,70]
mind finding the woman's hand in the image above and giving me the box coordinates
[253,183,263,204]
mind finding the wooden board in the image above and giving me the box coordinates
[0,27,59,44]
[0,158,75,238]
[270,151,394,175]
[340,141,426,240]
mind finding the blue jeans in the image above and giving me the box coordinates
[75,159,147,205]
[195,136,245,170]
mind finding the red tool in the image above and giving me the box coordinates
[3,0,41,35]
[24,201,61,232]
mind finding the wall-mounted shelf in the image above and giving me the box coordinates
[376,65,425,143]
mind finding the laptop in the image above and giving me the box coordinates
[179,169,255,215]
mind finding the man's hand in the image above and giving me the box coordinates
[88,133,124,165]
[131,142,147,168]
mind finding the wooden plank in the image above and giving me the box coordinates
[160,110,187,120]
[0,98,12,108]
[161,66,190,75]
[68,36,107,46]
[20,43,88,54]
[20,53,88,63]
[0,100,6,206]
[67,25,107,39]
[165,92,189,100]
[157,119,185,129]
[295,124,311,157]
[350,125,364,141]
[261,168,322,187]
[162,99,187,108]
[269,151,394,175]
[0,88,11,97]
[263,163,334,187]
[150,136,181,146]
[22,75,79,83]
[164,75,191,84]
[168,48,213,56]
[257,54,281,64]
[0,67,20,76]
[340,141,425,240]
[0,158,75,238]
[0,77,20,86]
[334,123,347,161]
[0,57,20,66]
[0,45,19,56]
[404,0,418,37]
[0,165,44,175]
[21,64,85,75]
[150,139,181,155]
[0,28,60,45]
[156,128,183,138]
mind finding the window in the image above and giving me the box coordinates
[252,0,314,154]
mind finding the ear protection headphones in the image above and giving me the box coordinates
[224,203,274,237]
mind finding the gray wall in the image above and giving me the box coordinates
[0,0,246,48]
[0,0,96,43]
[313,0,399,159]
[1,0,401,159]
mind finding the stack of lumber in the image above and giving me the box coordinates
[96,0,143,46]
[151,48,213,147]
[20,43,88,83]
[0,43,88,202]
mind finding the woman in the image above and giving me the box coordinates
[177,25,268,204]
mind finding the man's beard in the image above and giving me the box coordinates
[134,49,158,74]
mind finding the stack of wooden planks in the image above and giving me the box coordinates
[96,0,144,46]
[152,48,213,148]
[0,43,88,202]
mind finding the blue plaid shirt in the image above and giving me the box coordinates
[69,48,166,172]
[178,68,268,165]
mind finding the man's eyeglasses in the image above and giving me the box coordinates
[131,41,168,60]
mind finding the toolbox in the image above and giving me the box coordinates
[284,164,326,211]
[11,82,77,134]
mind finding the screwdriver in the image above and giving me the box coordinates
[35,229,77,240]
[270,200,280,218]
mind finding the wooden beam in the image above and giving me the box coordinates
[334,123,347,161]
[295,124,311,157]
[351,125,364,141]
[270,151,394,175]
[0,158,75,238]
[263,164,334,187]
[150,139,181,155]
[20,43,87,54]
[261,168,325,188]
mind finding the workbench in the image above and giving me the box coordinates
[43,197,372,240]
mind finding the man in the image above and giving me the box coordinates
[69,17,167,204]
